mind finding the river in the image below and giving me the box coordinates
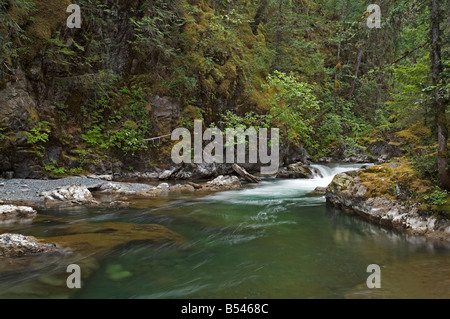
[0,163,449,299]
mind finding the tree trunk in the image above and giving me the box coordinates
[250,0,268,35]
[227,1,231,28]
[349,40,364,97]
[333,0,348,109]
[305,0,311,40]
[431,0,450,190]
[274,0,283,53]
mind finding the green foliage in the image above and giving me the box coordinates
[129,1,183,63]
[44,159,67,177]
[424,187,449,206]
[0,127,7,151]
[108,121,147,155]
[386,55,432,127]
[81,83,152,156]
[73,149,89,168]
[179,105,203,130]
[1,0,447,187]
[264,71,319,146]
[0,0,35,82]
[45,36,80,67]
[409,150,439,183]
[217,111,273,130]
[26,121,51,158]
[26,121,51,144]
[82,125,106,148]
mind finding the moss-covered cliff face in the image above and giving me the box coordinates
[1,0,446,184]
[1,0,320,178]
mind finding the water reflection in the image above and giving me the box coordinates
[325,205,450,253]
[0,163,449,299]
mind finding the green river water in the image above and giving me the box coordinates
[0,164,449,299]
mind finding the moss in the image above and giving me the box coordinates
[202,76,216,91]
[395,123,431,145]
[217,62,238,82]
[358,160,432,200]
[22,0,72,63]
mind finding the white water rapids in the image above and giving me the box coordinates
[204,163,371,206]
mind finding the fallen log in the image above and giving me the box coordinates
[187,182,202,189]
[232,164,261,183]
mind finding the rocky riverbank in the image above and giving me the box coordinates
[0,233,62,257]
[0,174,244,208]
[325,160,450,241]
[0,160,326,208]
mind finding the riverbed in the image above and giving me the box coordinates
[0,164,449,299]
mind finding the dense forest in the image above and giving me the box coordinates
[0,0,448,198]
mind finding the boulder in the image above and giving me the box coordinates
[202,175,242,191]
[169,184,196,193]
[0,233,61,257]
[309,187,326,196]
[87,174,113,181]
[40,185,99,205]
[0,205,37,219]
[276,162,314,179]
[157,183,170,191]
[325,165,450,241]
[169,163,233,180]
[97,182,134,195]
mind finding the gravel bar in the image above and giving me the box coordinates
[0,177,155,207]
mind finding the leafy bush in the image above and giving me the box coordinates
[44,159,67,177]
[26,121,51,144]
[217,111,273,131]
[81,83,152,156]
[424,187,449,206]
[409,150,439,183]
[108,122,147,155]
[0,0,35,82]
[264,71,319,147]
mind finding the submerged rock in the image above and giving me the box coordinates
[46,221,185,257]
[106,264,133,281]
[0,233,61,257]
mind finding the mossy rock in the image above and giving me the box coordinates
[395,123,431,145]
[22,0,72,63]
[358,160,431,200]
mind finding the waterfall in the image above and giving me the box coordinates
[310,163,372,188]
[205,163,372,205]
